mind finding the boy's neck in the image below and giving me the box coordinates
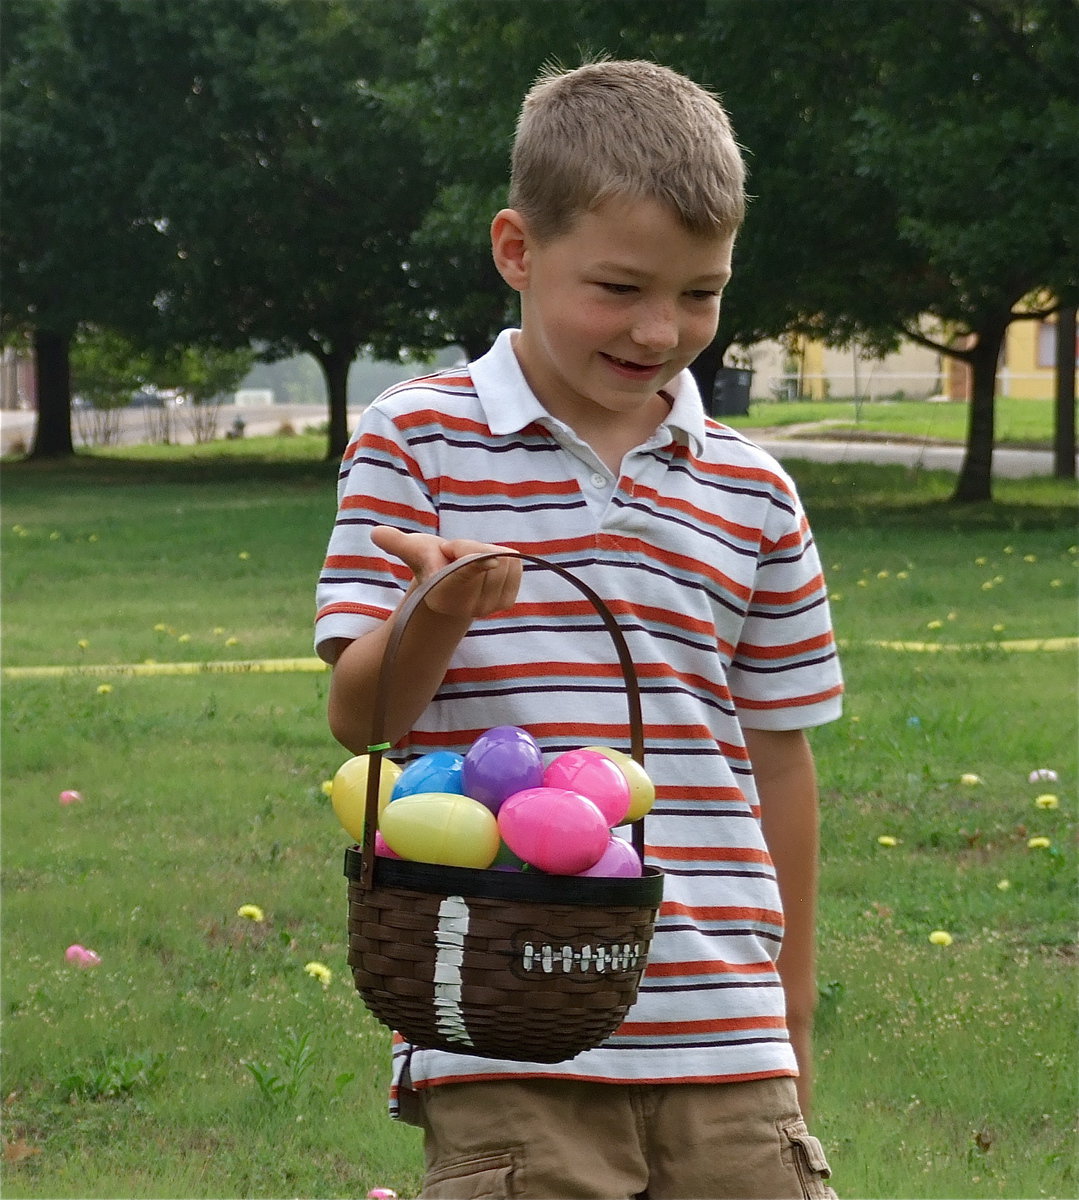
[556,396,670,474]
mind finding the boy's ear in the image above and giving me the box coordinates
[491,208,531,293]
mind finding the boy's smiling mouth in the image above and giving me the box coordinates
[601,352,665,378]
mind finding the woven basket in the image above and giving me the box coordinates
[344,551,664,1063]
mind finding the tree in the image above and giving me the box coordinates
[843,0,1079,501]
[1054,305,1077,479]
[663,0,1079,502]
[107,0,440,460]
[0,0,171,458]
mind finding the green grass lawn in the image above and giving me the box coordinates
[2,442,1076,1198]
[728,395,1057,446]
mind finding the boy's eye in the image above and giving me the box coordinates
[597,282,638,295]
[686,289,722,301]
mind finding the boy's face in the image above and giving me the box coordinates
[492,196,734,438]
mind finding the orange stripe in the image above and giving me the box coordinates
[398,1067,795,1090]
[323,555,411,582]
[618,1014,786,1036]
[656,845,772,865]
[315,601,390,622]
[752,574,826,606]
[430,475,580,498]
[735,682,844,710]
[339,495,438,529]
[695,457,794,492]
[646,958,776,977]
[658,784,752,803]
[394,409,488,436]
[735,631,836,661]
[629,482,764,544]
[350,431,424,478]
[661,901,783,924]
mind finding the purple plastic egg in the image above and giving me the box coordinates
[574,834,642,878]
[497,787,610,875]
[543,748,631,826]
[462,726,544,814]
[391,750,466,801]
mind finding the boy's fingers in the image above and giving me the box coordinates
[444,540,520,566]
[370,528,521,613]
[370,526,447,581]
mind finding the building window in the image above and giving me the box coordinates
[1038,317,1079,370]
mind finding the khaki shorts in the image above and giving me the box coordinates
[411,1075,836,1199]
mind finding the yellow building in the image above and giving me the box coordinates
[998,315,1068,400]
[944,310,1076,402]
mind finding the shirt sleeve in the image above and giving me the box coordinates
[727,487,843,731]
[314,402,438,659]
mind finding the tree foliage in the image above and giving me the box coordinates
[2,0,1075,491]
[0,0,173,455]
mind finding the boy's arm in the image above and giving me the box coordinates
[743,725,820,1119]
[325,526,521,753]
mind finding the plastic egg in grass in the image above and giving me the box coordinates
[582,746,656,822]
[498,787,609,875]
[543,748,631,826]
[391,750,466,800]
[379,792,500,868]
[462,725,544,814]
[575,834,642,878]
[332,755,401,842]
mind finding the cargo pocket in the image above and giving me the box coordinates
[781,1120,837,1200]
[422,1150,517,1199]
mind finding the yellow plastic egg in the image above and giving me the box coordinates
[379,792,500,868]
[331,755,402,842]
[583,746,656,822]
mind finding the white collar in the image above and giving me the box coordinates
[471,329,706,457]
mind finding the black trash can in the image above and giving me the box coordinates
[710,367,753,417]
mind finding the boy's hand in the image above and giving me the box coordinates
[371,525,522,619]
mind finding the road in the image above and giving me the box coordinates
[1,403,1071,479]
[750,434,1069,480]
[0,401,335,455]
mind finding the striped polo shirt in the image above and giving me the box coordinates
[315,329,843,1107]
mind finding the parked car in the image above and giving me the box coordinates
[128,388,184,408]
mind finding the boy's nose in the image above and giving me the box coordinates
[631,306,679,354]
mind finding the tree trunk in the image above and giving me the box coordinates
[315,346,356,462]
[951,321,1007,504]
[688,331,735,414]
[29,327,75,459]
[1053,305,1076,480]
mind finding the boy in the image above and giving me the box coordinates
[316,60,842,1199]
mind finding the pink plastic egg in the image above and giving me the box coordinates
[374,831,402,859]
[59,789,83,805]
[543,749,631,826]
[462,726,544,814]
[65,944,101,967]
[497,787,609,875]
[582,746,656,822]
[574,835,642,878]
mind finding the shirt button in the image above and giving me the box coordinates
[590,472,608,488]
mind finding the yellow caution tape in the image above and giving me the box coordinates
[844,637,1077,653]
[3,638,1075,682]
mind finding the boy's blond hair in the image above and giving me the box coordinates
[509,59,746,243]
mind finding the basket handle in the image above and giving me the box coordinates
[360,551,646,888]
